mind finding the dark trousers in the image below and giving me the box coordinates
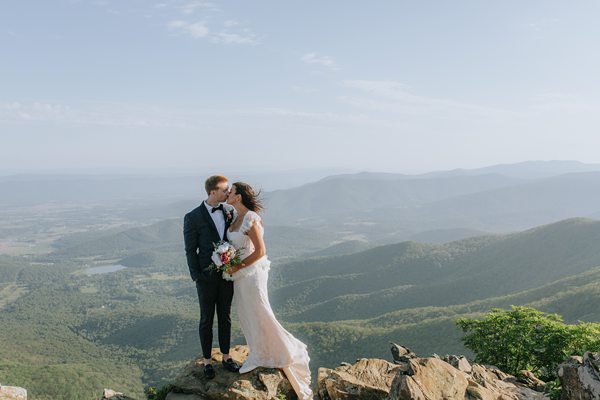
[195,278,234,359]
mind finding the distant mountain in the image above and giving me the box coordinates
[270,218,600,322]
[0,169,352,205]
[264,173,522,225]
[324,160,600,181]
[383,171,600,233]
[264,170,600,243]
[4,160,599,208]
[422,160,600,179]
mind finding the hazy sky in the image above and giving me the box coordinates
[2,0,600,174]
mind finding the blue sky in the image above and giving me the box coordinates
[2,0,600,174]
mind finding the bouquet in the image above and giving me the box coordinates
[208,240,243,275]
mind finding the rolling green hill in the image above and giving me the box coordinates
[3,217,600,398]
[271,218,600,321]
[294,265,600,369]
[52,218,341,262]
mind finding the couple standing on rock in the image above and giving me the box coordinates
[183,175,313,400]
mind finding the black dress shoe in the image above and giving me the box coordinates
[203,364,215,379]
[222,358,241,372]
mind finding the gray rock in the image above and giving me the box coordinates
[558,352,600,400]
[517,370,546,392]
[101,388,135,399]
[443,355,472,373]
[0,386,27,400]
[389,342,416,365]
[317,358,401,400]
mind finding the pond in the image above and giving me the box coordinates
[85,264,127,275]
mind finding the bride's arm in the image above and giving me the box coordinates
[231,222,265,273]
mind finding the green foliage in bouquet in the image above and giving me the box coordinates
[456,306,600,380]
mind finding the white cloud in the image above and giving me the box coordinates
[167,20,185,28]
[0,101,381,132]
[525,18,559,33]
[213,32,258,45]
[167,19,258,44]
[301,53,339,70]
[291,85,318,94]
[155,2,257,45]
[0,101,190,129]
[342,80,412,98]
[178,1,216,14]
[167,20,209,38]
[186,21,210,38]
[340,79,512,121]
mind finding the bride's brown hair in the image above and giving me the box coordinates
[232,182,264,213]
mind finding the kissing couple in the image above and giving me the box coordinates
[183,175,313,400]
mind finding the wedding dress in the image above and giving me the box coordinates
[226,211,313,400]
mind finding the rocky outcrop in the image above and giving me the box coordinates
[392,354,548,400]
[318,348,548,400]
[0,386,27,400]
[317,358,401,399]
[558,352,600,400]
[159,345,600,400]
[165,345,296,400]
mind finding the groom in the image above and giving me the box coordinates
[183,175,240,379]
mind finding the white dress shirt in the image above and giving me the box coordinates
[204,201,226,239]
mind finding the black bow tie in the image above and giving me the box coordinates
[211,204,224,213]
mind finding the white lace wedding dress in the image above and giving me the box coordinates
[226,211,313,400]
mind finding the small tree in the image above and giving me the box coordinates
[456,306,600,380]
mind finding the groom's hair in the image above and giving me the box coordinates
[205,175,228,195]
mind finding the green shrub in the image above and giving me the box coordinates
[145,384,174,400]
[456,306,600,380]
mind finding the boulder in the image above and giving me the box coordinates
[390,343,416,365]
[317,358,401,400]
[389,357,469,400]
[467,364,547,399]
[166,345,296,400]
[558,352,600,400]
[0,386,27,400]
[101,388,135,399]
[517,370,546,392]
[443,355,472,374]
[386,343,546,399]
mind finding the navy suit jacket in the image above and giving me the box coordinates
[183,203,232,282]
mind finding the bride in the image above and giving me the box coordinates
[225,182,313,400]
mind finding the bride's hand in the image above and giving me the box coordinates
[230,264,241,274]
